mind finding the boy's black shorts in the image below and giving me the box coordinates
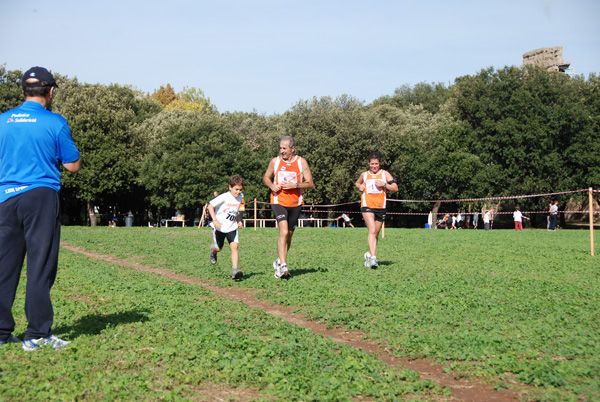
[212,229,238,250]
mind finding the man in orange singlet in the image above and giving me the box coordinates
[263,136,314,279]
[355,152,398,268]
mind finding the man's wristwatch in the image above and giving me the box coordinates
[296,183,300,189]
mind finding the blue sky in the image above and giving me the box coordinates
[1,0,598,115]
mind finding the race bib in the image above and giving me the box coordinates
[278,170,297,184]
[365,179,382,194]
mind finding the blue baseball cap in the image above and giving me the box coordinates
[22,66,58,88]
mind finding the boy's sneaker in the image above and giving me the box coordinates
[273,259,282,278]
[280,264,291,279]
[231,267,243,280]
[1,334,21,345]
[369,256,378,269]
[22,335,71,351]
[364,251,372,267]
[209,246,217,265]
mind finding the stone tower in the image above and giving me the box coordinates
[522,46,570,72]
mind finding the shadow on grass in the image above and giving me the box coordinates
[54,309,151,337]
[288,267,324,277]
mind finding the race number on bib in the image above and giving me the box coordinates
[278,170,298,184]
[365,179,382,194]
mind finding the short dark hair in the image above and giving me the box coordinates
[280,136,296,148]
[367,152,381,162]
[23,85,53,98]
[230,175,244,187]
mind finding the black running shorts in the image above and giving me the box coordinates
[271,204,302,230]
[360,207,386,222]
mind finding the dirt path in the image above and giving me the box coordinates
[61,242,526,402]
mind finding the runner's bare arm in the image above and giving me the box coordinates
[263,158,281,193]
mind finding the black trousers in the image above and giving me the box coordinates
[0,188,61,341]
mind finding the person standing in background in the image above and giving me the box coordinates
[548,201,559,231]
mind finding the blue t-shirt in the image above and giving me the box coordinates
[0,101,80,203]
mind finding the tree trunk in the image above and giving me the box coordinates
[431,201,442,225]
[87,201,97,227]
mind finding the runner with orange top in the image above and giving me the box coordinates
[263,136,314,279]
[355,152,398,268]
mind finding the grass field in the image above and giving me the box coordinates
[1,226,598,401]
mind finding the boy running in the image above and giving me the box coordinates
[207,175,245,280]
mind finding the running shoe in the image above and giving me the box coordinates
[231,267,243,280]
[273,259,282,278]
[364,251,372,267]
[22,335,71,351]
[370,256,378,269]
[1,334,20,345]
[209,246,217,265]
[280,264,291,279]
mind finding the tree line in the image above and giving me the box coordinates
[1,64,598,227]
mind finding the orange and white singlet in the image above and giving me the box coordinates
[270,155,304,207]
[360,169,387,209]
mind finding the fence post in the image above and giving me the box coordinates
[589,187,595,256]
[254,198,257,231]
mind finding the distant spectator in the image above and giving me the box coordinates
[109,210,118,227]
[336,213,355,228]
[472,211,479,229]
[548,200,559,231]
[483,211,491,231]
[513,206,529,231]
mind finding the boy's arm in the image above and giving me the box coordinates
[207,204,221,230]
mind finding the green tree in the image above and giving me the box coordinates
[172,86,215,112]
[56,80,161,225]
[372,81,451,114]
[137,109,263,217]
[148,84,215,112]
[279,95,391,205]
[371,99,484,221]
[453,66,600,214]
[0,65,24,112]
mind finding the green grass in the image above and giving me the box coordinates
[3,226,599,401]
[1,231,445,402]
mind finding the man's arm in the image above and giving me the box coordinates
[63,157,81,173]
[297,158,314,190]
[263,158,279,193]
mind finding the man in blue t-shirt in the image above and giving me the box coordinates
[0,67,81,351]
